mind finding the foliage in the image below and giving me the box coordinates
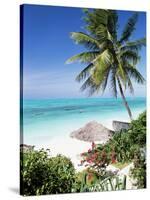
[72,169,99,192]
[80,111,146,187]
[109,111,146,162]
[73,170,126,192]
[80,142,116,174]
[20,149,75,196]
[130,147,146,188]
[89,175,127,192]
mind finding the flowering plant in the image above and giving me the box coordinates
[80,142,117,174]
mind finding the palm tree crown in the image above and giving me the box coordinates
[66,9,146,120]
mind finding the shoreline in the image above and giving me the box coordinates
[23,119,126,171]
[23,109,145,171]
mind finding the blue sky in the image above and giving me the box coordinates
[22,5,146,99]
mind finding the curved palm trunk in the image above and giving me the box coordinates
[117,77,133,121]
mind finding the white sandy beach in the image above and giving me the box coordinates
[26,110,143,171]
[32,119,121,171]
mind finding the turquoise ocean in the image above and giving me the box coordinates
[23,97,146,146]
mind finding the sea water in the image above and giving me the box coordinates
[22,97,146,146]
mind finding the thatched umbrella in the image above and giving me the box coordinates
[70,121,114,143]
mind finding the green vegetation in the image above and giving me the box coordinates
[67,9,145,120]
[88,175,127,192]
[108,111,146,162]
[79,111,146,190]
[72,168,126,192]
[130,147,146,188]
[20,149,75,196]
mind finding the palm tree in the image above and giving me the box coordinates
[66,9,146,121]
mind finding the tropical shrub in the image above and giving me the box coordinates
[109,111,146,162]
[80,111,146,186]
[73,170,126,192]
[130,147,146,189]
[72,168,101,192]
[20,149,75,196]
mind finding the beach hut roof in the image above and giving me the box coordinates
[70,121,114,143]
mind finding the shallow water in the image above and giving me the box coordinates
[22,97,146,145]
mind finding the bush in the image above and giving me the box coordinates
[130,147,146,189]
[20,149,75,196]
[73,169,127,192]
[80,142,111,174]
[72,169,100,192]
[110,111,146,162]
[79,111,146,187]
[102,111,146,163]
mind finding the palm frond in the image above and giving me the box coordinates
[66,51,100,64]
[80,66,110,96]
[119,13,138,43]
[120,50,140,65]
[95,24,110,41]
[70,32,100,50]
[80,76,100,96]
[92,50,113,85]
[84,9,109,36]
[100,67,110,93]
[120,38,146,52]
[76,63,94,82]
[107,10,118,41]
[126,73,134,94]
[126,64,145,84]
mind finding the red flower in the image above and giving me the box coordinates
[87,158,92,163]
[111,158,116,164]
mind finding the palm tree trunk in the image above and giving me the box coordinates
[117,77,133,121]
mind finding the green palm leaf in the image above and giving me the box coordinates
[80,76,100,95]
[107,10,118,41]
[126,73,134,94]
[119,13,138,43]
[92,49,113,85]
[120,50,140,65]
[126,65,145,84]
[84,9,109,36]
[66,51,100,64]
[121,38,146,52]
[76,63,94,82]
[70,32,100,50]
